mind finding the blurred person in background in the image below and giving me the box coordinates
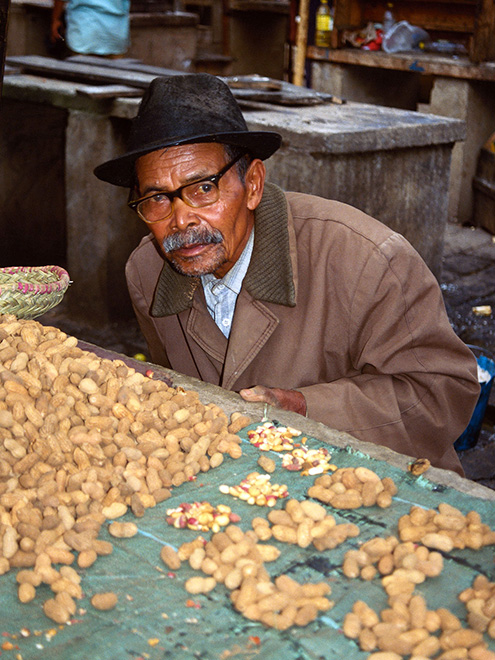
[50,0,130,58]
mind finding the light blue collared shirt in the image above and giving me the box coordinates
[201,229,254,338]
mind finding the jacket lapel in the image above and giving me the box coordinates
[221,290,280,390]
[186,292,228,364]
[218,182,297,389]
[243,182,296,306]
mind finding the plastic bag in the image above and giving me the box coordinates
[382,20,430,53]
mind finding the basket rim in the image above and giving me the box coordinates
[0,265,71,297]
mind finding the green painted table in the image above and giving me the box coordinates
[1,352,494,660]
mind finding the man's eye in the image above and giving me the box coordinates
[196,182,215,195]
[151,193,169,203]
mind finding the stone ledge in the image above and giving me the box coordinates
[245,102,466,155]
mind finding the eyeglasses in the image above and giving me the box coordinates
[128,152,246,224]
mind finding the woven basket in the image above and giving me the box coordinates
[0,266,71,320]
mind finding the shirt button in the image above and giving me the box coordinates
[222,318,231,327]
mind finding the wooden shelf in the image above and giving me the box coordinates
[228,0,289,12]
[330,0,495,63]
[307,46,495,81]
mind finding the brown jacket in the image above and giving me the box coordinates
[126,183,480,474]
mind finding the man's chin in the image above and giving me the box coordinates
[166,252,225,278]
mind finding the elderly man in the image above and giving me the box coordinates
[95,73,479,475]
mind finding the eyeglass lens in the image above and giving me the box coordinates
[138,180,219,223]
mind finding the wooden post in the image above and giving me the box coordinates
[471,0,495,63]
[293,0,309,86]
[0,0,10,102]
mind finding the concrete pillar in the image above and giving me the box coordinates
[65,110,147,324]
[428,78,495,225]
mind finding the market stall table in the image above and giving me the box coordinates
[1,344,494,660]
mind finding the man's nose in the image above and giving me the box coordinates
[170,197,201,231]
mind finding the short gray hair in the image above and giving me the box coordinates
[223,145,252,184]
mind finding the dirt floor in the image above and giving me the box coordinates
[37,222,495,490]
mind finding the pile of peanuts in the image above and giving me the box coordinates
[251,497,360,551]
[307,467,397,510]
[219,471,289,507]
[343,594,495,659]
[342,535,443,596]
[0,315,245,622]
[160,523,333,630]
[246,422,302,451]
[459,575,495,639]
[398,503,495,552]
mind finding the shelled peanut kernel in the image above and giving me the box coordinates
[219,472,288,507]
[166,501,240,532]
[459,574,495,638]
[0,314,242,622]
[307,467,397,510]
[398,503,495,552]
[260,498,359,551]
[247,422,302,451]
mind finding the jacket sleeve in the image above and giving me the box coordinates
[298,232,480,471]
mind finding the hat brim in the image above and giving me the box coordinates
[93,130,282,187]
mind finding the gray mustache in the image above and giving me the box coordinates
[162,226,223,253]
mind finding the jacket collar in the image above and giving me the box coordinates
[151,182,296,317]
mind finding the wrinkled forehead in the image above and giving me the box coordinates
[133,142,229,190]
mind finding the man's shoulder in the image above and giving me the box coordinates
[285,190,397,246]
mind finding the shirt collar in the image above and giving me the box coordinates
[201,228,254,296]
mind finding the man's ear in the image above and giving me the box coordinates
[245,159,266,211]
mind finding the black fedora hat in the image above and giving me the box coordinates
[94,73,282,187]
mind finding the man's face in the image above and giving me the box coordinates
[135,142,263,279]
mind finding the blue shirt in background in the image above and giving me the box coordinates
[65,0,130,56]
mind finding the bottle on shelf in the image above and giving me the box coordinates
[315,0,333,48]
[382,2,395,36]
